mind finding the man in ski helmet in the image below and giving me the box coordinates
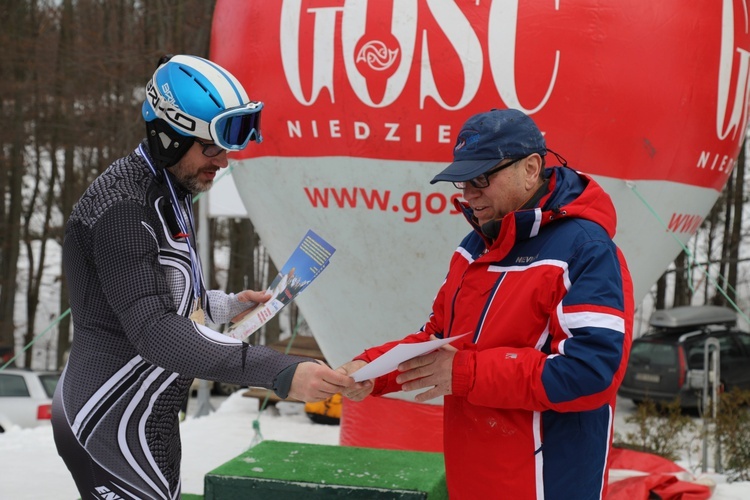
[52,55,355,499]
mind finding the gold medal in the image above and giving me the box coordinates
[189,298,206,325]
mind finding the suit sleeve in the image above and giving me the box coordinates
[92,200,307,389]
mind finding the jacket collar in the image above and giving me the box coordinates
[454,166,618,254]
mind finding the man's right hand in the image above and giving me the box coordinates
[287,360,354,402]
[336,360,374,401]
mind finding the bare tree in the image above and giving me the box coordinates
[726,140,746,304]
[0,0,222,368]
[672,252,692,306]
[55,0,77,368]
[654,272,667,310]
[0,0,39,362]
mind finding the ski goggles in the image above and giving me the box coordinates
[207,101,264,151]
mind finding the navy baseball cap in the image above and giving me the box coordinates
[430,108,546,184]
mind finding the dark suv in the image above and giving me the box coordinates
[618,305,750,409]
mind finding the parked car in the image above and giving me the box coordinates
[619,305,750,409]
[0,368,60,432]
[0,345,13,365]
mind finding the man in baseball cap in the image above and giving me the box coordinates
[431,108,547,185]
[338,107,634,499]
[431,108,553,238]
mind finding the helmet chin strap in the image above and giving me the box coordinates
[145,119,195,172]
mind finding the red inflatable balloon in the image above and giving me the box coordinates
[210,0,749,450]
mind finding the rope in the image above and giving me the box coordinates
[0,309,70,372]
[626,180,750,325]
[626,181,700,293]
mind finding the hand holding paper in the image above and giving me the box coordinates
[336,360,373,401]
[395,341,460,403]
[350,334,467,383]
[225,230,335,341]
[230,289,273,323]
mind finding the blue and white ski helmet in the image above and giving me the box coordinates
[142,55,263,151]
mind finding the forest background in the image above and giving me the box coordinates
[0,0,748,372]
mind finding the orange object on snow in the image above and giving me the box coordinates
[305,393,342,425]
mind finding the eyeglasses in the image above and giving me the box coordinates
[452,156,527,189]
[194,138,226,158]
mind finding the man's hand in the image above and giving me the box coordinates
[288,360,356,402]
[231,290,272,323]
[396,347,456,402]
[336,360,374,401]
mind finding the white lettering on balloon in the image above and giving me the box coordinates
[488,0,560,114]
[286,118,452,143]
[696,150,737,172]
[280,0,341,105]
[341,1,416,107]
[279,0,558,113]
[279,0,743,158]
[716,0,750,141]
[419,0,483,110]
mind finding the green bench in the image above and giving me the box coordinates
[202,440,447,499]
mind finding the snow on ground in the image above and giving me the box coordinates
[1,393,748,499]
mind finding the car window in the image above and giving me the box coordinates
[630,342,676,366]
[685,334,745,368]
[720,335,745,361]
[0,374,31,397]
[735,332,750,354]
[38,374,60,398]
[686,341,707,368]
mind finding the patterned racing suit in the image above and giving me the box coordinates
[52,142,308,500]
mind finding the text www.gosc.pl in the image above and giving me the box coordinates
[304,187,462,223]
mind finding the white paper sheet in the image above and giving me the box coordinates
[351,334,468,382]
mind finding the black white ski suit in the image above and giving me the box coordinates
[52,142,308,499]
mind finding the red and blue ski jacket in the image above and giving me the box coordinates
[356,166,634,499]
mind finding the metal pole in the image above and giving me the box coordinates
[701,341,710,473]
[701,338,720,473]
[711,343,722,473]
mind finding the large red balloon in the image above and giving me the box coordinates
[210,0,750,451]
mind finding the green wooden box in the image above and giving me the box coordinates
[203,440,447,499]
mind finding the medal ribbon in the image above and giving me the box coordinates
[136,144,205,308]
